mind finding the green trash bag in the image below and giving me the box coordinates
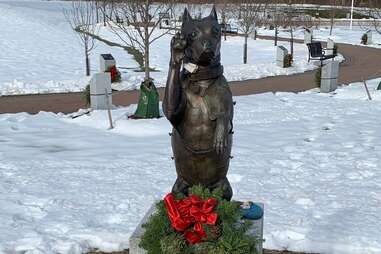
[132,80,160,119]
[377,81,381,91]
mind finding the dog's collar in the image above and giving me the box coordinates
[183,63,199,73]
[183,63,223,82]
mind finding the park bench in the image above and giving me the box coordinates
[307,42,336,66]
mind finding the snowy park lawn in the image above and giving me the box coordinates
[1,78,381,254]
[258,25,381,47]
[0,0,317,96]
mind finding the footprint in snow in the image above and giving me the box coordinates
[322,122,335,131]
[304,137,316,142]
[10,125,19,131]
[295,198,315,208]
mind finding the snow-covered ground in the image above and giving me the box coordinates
[0,0,318,96]
[0,0,136,95]
[259,25,381,48]
[1,78,381,254]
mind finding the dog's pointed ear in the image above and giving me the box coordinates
[182,8,192,24]
[209,6,218,21]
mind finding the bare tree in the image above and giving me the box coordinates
[64,0,98,76]
[94,0,121,26]
[281,1,310,57]
[95,1,100,23]
[218,1,231,41]
[108,0,173,82]
[232,0,267,64]
[329,0,341,35]
[268,0,285,46]
[102,1,108,26]
[363,0,381,36]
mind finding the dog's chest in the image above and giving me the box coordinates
[184,89,209,123]
[182,78,222,124]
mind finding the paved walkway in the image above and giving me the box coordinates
[1,38,381,114]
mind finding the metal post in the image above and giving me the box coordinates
[362,78,372,101]
[350,0,354,30]
[105,88,114,129]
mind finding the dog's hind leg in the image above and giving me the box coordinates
[211,177,233,201]
[172,177,190,197]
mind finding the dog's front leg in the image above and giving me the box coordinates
[214,116,229,155]
[163,33,187,126]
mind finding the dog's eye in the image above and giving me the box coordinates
[191,30,199,39]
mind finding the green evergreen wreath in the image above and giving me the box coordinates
[139,186,261,254]
[106,65,122,83]
[361,33,368,45]
[283,54,293,68]
[83,84,91,106]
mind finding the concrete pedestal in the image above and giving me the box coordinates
[321,61,339,93]
[100,54,116,73]
[366,30,373,45]
[129,202,264,254]
[304,29,313,44]
[90,73,112,110]
[276,46,288,68]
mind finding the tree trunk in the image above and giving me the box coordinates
[145,42,150,81]
[329,2,334,35]
[275,27,278,46]
[330,9,334,35]
[109,3,114,22]
[290,28,294,57]
[223,20,227,41]
[144,0,150,81]
[243,34,248,64]
[330,20,334,35]
[96,2,99,23]
[318,16,321,28]
[103,4,106,26]
[85,49,90,76]
[222,10,227,41]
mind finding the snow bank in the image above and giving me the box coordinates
[1,79,381,254]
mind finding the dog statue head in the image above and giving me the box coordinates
[181,7,221,67]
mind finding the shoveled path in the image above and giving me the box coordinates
[1,38,381,114]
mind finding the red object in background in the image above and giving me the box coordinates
[164,193,218,245]
[109,66,118,83]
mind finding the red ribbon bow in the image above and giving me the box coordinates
[164,193,218,244]
[109,66,118,82]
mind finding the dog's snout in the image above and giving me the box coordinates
[202,40,212,50]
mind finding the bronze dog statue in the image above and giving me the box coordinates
[163,7,234,200]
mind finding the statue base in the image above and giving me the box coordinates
[129,201,264,254]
